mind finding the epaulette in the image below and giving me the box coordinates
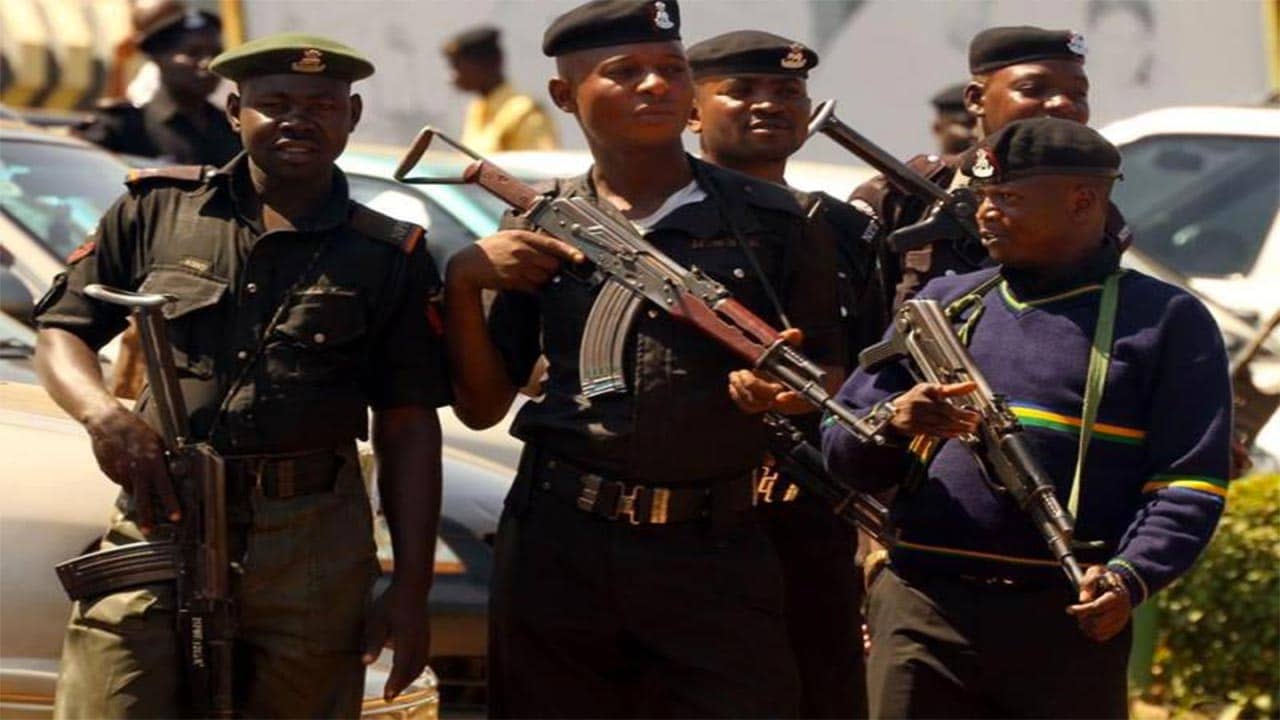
[704,163,804,217]
[349,203,425,255]
[807,191,879,244]
[125,165,211,188]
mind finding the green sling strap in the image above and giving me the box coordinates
[1067,270,1123,518]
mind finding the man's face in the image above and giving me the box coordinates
[151,27,223,100]
[974,174,1097,269]
[446,52,497,94]
[690,74,810,164]
[228,75,359,180]
[972,59,1089,135]
[931,110,976,155]
[555,41,693,149]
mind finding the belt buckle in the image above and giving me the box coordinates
[577,474,602,512]
[616,485,642,525]
[754,466,780,504]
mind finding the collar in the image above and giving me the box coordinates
[1000,241,1121,303]
[480,81,516,108]
[205,152,352,233]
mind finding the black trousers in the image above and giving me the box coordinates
[762,496,867,718]
[488,472,801,719]
[865,566,1131,719]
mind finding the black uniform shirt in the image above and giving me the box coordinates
[35,153,449,454]
[75,88,242,166]
[488,156,844,485]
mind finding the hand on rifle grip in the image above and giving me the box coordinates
[886,382,981,438]
[1066,565,1132,642]
[728,329,809,415]
[83,405,181,532]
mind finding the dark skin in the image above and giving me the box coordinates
[444,49,504,96]
[689,74,810,184]
[149,26,224,122]
[964,59,1090,137]
[446,41,694,429]
[931,109,976,155]
[36,72,437,702]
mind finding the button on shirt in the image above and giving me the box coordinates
[487,157,844,485]
[35,153,449,453]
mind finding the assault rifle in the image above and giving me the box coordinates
[395,127,891,445]
[55,285,233,718]
[807,99,982,255]
[861,299,1096,592]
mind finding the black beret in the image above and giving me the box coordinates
[210,33,374,83]
[443,25,500,57]
[138,8,221,54]
[961,117,1121,184]
[930,83,968,113]
[688,30,817,80]
[969,26,1086,75]
[543,0,681,57]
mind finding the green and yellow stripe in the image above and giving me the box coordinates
[1141,474,1229,499]
[999,280,1103,311]
[1010,403,1146,446]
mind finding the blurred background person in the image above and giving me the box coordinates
[929,81,976,155]
[442,24,558,153]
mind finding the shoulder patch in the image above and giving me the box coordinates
[125,165,210,188]
[811,191,880,244]
[349,203,426,255]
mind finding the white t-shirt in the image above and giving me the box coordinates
[629,180,707,232]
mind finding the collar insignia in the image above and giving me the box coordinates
[291,48,326,74]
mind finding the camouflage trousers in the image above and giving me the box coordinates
[53,451,378,719]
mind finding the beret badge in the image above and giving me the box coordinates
[780,43,808,70]
[291,48,326,73]
[1067,31,1087,57]
[653,1,675,30]
[971,148,997,179]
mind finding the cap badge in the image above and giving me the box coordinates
[1067,31,1087,57]
[971,148,996,179]
[291,48,326,74]
[780,43,808,70]
[653,1,675,30]
[182,9,206,30]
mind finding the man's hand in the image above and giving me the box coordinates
[362,580,432,702]
[727,329,810,414]
[1066,565,1131,642]
[887,382,981,438]
[448,229,585,293]
[84,404,180,532]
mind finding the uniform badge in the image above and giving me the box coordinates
[970,148,997,179]
[780,43,808,70]
[291,48,326,74]
[182,9,206,29]
[652,1,675,30]
[1067,31,1087,57]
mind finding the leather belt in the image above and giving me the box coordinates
[223,449,342,500]
[533,455,755,525]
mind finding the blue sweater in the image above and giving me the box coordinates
[822,256,1230,605]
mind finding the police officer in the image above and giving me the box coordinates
[36,33,447,718]
[75,1,240,165]
[444,2,843,716]
[851,26,1132,309]
[443,25,559,153]
[928,82,976,155]
[687,29,875,719]
[823,118,1230,718]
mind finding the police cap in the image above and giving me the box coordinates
[688,30,817,80]
[134,1,221,54]
[443,25,501,58]
[968,26,1087,75]
[961,117,1121,184]
[930,82,968,113]
[210,33,374,83]
[542,0,681,57]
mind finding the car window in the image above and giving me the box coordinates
[1112,134,1279,278]
[347,174,478,270]
[0,140,128,262]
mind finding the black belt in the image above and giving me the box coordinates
[223,449,343,499]
[533,455,756,525]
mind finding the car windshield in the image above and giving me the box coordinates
[1111,134,1279,278]
[0,139,128,262]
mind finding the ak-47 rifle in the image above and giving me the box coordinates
[807,99,981,255]
[395,127,892,446]
[862,299,1107,593]
[55,285,233,718]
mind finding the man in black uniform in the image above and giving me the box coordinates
[850,26,1132,309]
[444,2,843,717]
[75,1,241,165]
[36,33,446,718]
[686,29,876,718]
[928,82,976,155]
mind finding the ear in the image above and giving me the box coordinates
[548,77,575,114]
[349,93,363,131]
[225,92,242,132]
[687,98,702,134]
[963,80,985,118]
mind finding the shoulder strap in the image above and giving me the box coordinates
[125,165,209,188]
[943,273,1002,344]
[349,203,425,255]
[1067,270,1123,518]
